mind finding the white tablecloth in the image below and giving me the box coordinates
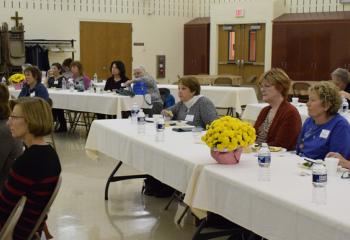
[85,119,216,195]
[241,103,350,124]
[10,88,144,118]
[86,119,350,240]
[158,84,258,114]
[190,152,350,240]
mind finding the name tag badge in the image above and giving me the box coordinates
[320,129,330,139]
[185,115,194,122]
[30,92,35,97]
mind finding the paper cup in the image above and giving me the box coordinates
[292,97,299,104]
[325,157,339,176]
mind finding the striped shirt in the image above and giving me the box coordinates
[0,145,61,240]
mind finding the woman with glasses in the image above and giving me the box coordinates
[296,82,350,160]
[0,84,23,188]
[254,68,302,150]
[0,97,61,239]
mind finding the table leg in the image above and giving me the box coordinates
[104,161,149,200]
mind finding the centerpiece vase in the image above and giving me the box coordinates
[210,147,243,165]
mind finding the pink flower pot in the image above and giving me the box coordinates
[14,83,23,90]
[210,147,243,165]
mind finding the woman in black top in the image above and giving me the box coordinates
[47,63,66,88]
[104,60,129,91]
[1,97,61,239]
[47,63,67,132]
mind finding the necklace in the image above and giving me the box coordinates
[299,124,322,151]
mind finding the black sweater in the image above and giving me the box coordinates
[104,76,129,91]
[0,145,61,240]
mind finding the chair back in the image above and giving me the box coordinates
[0,196,26,240]
[159,88,175,108]
[213,77,233,86]
[292,82,311,103]
[27,175,62,240]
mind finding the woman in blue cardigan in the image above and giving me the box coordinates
[18,65,49,101]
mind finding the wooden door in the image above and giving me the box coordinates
[218,24,265,84]
[272,23,287,70]
[217,25,242,76]
[325,21,350,77]
[313,23,331,81]
[284,23,302,81]
[184,24,210,75]
[80,21,132,80]
[240,24,265,83]
[295,23,315,81]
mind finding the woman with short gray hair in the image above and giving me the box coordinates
[125,66,163,116]
[331,68,350,102]
[162,77,218,128]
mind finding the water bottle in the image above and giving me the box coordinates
[62,78,67,89]
[137,109,146,134]
[258,143,271,167]
[342,97,349,112]
[68,78,74,91]
[312,160,327,187]
[131,103,139,124]
[93,73,98,83]
[155,117,165,142]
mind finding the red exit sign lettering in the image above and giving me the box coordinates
[235,8,245,17]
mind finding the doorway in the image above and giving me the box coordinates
[218,24,265,84]
[80,21,132,80]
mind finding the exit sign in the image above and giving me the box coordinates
[235,8,245,17]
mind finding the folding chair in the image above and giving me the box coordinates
[292,82,311,103]
[213,77,233,87]
[27,175,62,240]
[0,196,26,240]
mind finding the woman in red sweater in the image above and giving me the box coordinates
[254,68,302,150]
[0,97,61,239]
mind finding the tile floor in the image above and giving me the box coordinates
[47,130,199,240]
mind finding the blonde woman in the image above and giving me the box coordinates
[254,68,302,150]
[0,97,61,239]
[296,81,350,160]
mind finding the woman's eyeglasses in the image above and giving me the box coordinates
[9,115,25,120]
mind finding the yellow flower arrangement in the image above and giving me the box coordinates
[9,73,25,84]
[201,116,256,152]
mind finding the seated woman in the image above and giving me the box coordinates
[70,61,91,91]
[254,68,302,150]
[125,66,163,116]
[104,60,129,91]
[47,63,67,132]
[331,68,350,103]
[47,62,66,88]
[296,81,350,160]
[0,84,22,188]
[0,97,61,239]
[62,58,73,79]
[18,66,49,101]
[162,77,218,128]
